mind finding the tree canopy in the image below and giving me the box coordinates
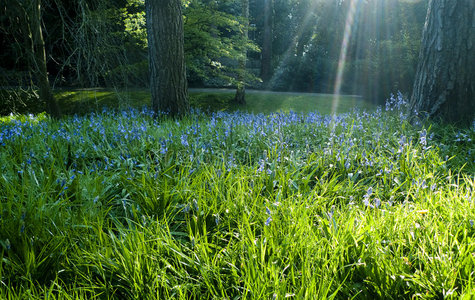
[2,0,473,125]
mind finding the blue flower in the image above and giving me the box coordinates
[265,216,272,226]
[365,187,373,198]
[419,129,427,149]
[181,134,189,147]
[363,199,373,208]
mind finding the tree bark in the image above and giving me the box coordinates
[410,0,474,125]
[260,0,273,83]
[145,0,189,117]
[31,0,61,118]
[234,0,249,105]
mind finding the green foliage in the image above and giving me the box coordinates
[0,89,44,116]
[265,0,427,101]
[120,0,147,49]
[0,100,474,297]
[184,0,259,87]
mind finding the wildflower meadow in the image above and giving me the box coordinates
[0,95,474,299]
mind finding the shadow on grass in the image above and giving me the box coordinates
[56,89,151,116]
[3,87,373,116]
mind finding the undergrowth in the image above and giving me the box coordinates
[0,95,474,299]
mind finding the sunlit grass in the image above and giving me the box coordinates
[0,112,48,124]
[0,96,474,298]
[54,88,374,115]
[55,88,151,114]
[243,92,372,114]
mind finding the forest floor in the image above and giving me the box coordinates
[1,91,474,299]
[53,88,373,116]
[188,88,363,97]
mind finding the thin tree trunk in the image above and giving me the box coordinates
[146,0,189,117]
[234,0,249,105]
[260,0,273,83]
[410,0,474,125]
[31,0,60,118]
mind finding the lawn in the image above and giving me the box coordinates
[0,93,474,299]
[52,88,374,116]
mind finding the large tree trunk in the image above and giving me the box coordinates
[260,0,273,84]
[145,0,189,117]
[31,0,60,118]
[234,0,249,105]
[410,0,474,125]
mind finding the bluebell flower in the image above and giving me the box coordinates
[419,130,427,149]
[374,198,381,208]
[265,216,272,226]
[363,187,376,208]
[363,199,373,208]
[365,187,373,198]
[193,199,199,211]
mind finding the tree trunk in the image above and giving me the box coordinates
[410,0,474,125]
[31,0,61,118]
[260,0,273,84]
[234,0,249,105]
[145,0,189,117]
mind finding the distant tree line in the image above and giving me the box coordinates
[1,0,473,124]
[0,1,427,100]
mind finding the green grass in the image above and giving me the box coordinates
[54,88,151,115]
[0,96,474,299]
[244,92,372,114]
[52,88,374,116]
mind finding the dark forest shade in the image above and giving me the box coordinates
[410,0,474,125]
[31,0,60,118]
[260,0,273,83]
[145,0,189,116]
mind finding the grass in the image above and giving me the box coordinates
[52,88,374,116]
[185,90,373,114]
[0,93,474,299]
[243,92,371,114]
[54,88,151,115]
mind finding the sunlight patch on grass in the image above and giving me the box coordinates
[244,93,373,114]
[55,88,374,115]
[55,88,150,115]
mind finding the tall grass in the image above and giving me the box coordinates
[0,94,474,299]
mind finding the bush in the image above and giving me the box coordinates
[0,89,45,116]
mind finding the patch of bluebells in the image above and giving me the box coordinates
[362,187,382,209]
[385,91,408,113]
[0,107,409,170]
[0,101,468,201]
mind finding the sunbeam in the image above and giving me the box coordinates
[331,0,361,122]
[268,0,320,90]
